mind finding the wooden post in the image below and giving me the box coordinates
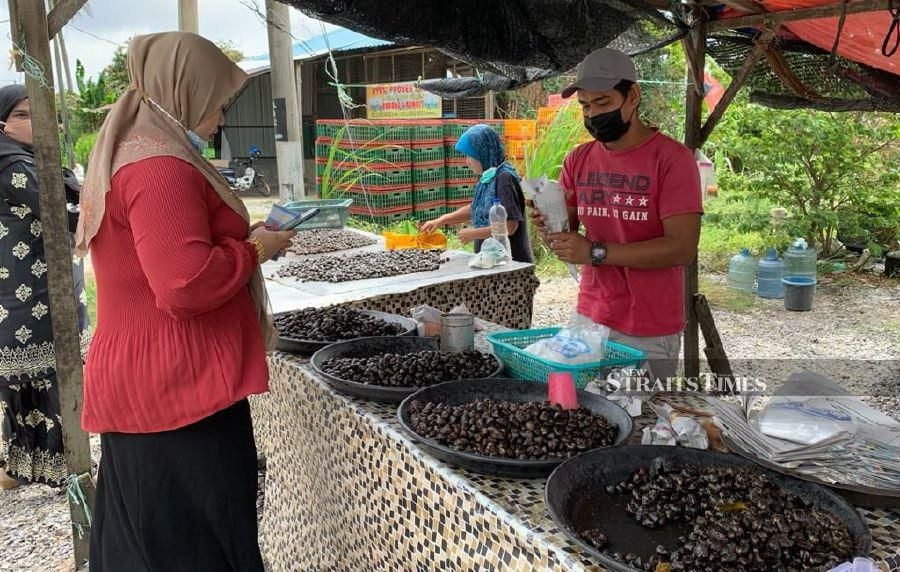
[682,7,707,380]
[14,0,94,568]
[694,294,734,381]
[51,1,74,169]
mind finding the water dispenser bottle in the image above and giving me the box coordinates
[757,248,785,299]
[727,248,757,294]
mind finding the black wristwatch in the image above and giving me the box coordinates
[590,242,608,266]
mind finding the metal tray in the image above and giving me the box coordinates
[310,336,503,403]
[398,378,632,478]
[275,310,417,355]
[545,445,873,572]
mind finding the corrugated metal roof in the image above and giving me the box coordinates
[239,26,392,72]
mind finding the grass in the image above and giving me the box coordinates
[84,275,97,327]
[699,274,763,313]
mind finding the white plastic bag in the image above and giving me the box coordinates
[758,399,857,446]
[521,176,579,281]
[411,304,442,337]
[523,313,609,365]
[468,237,507,269]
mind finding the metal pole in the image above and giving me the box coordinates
[265,0,305,200]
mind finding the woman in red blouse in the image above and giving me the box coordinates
[76,33,294,571]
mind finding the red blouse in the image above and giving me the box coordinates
[82,156,269,434]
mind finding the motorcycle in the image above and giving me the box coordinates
[218,146,271,197]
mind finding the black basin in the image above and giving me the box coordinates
[398,378,633,478]
[310,336,503,403]
[275,309,417,355]
[545,445,873,572]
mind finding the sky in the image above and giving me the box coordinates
[0,0,335,87]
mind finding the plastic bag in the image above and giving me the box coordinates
[521,176,578,281]
[468,237,507,269]
[758,399,857,446]
[523,313,609,365]
[382,228,447,250]
[411,304,442,337]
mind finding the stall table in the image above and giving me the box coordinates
[252,333,900,571]
[264,242,540,330]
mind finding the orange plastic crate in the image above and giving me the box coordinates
[503,119,537,139]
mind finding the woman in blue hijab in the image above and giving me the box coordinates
[421,124,533,262]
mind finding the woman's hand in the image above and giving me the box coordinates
[457,228,480,245]
[420,216,444,235]
[250,220,267,231]
[250,227,296,261]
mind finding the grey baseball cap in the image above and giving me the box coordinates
[561,48,636,98]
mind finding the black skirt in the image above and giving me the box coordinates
[90,400,264,572]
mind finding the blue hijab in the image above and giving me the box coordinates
[455,124,519,228]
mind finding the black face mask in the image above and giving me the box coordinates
[584,105,631,143]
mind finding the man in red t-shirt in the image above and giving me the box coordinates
[536,48,703,381]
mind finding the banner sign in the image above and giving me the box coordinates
[366,82,442,119]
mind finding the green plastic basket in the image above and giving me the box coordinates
[413,202,447,223]
[413,164,446,185]
[413,184,445,206]
[486,328,645,389]
[446,181,476,201]
[355,168,413,187]
[412,144,445,164]
[345,188,414,210]
[282,198,354,230]
[412,122,444,141]
[446,164,477,181]
[350,207,414,226]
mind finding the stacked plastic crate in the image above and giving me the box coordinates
[315,119,415,226]
[442,120,505,213]
[502,119,536,179]
[411,120,446,223]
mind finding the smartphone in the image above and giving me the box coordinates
[278,207,320,231]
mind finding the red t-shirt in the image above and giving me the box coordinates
[562,131,702,336]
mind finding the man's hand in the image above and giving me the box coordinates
[547,231,592,265]
[528,205,548,234]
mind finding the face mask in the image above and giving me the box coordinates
[186,129,208,154]
[144,94,208,154]
[584,104,631,143]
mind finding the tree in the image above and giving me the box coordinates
[215,39,245,63]
[708,101,900,256]
[103,45,130,97]
[71,59,117,136]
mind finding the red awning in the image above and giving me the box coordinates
[720,1,899,75]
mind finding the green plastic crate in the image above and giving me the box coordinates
[282,198,353,230]
[446,181,476,201]
[444,141,466,162]
[413,202,447,223]
[486,328,645,389]
[412,144,445,164]
[381,123,414,143]
[346,188,414,210]
[443,120,505,140]
[413,164,446,185]
[355,167,413,187]
[413,184,445,206]
[446,164,477,181]
[345,122,384,142]
[351,207,414,227]
[315,121,343,139]
[413,122,444,141]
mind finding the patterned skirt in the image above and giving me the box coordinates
[0,376,67,486]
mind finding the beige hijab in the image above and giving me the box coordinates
[76,32,276,348]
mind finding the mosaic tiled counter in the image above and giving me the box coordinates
[252,353,900,572]
[264,250,541,330]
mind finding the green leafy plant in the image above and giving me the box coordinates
[706,100,900,258]
[73,131,99,167]
[522,101,584,181]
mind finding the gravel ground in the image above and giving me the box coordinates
[2,274,898,571]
